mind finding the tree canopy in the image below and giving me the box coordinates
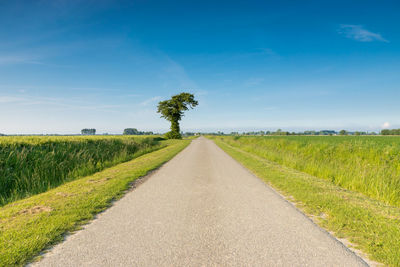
[123,128,153,135]
[381,129,400,135]
[157,92,198,139]
[81,129,96,135]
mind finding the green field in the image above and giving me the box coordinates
[216,136,400,206]
[0,135,165,206]
[212,136,400,266]
[3,134,400,265]
[0,138,190,266]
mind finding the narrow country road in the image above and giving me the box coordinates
[34,137,367,266]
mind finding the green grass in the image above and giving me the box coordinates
[0,139,190,266]
[0,135,165,206]
[213,138,400,266]
[215,136,400,207]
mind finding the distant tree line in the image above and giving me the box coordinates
[381,129,400,135]
[81,129,96,135]
[237,129,338,136]
[123,128,154,135]
[8,128,397,136]
[203,129,379,136]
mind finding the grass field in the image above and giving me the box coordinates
[0,138,190,266]
[215,136,400,206]
[0,135,165,206]
[212,136,400,266]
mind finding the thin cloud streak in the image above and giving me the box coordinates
[0,96,26,103]
[163,56,198,89]
[140,96,161,106]
[338,24,388,42]
[0,94,125,112]
[0,55,42,65]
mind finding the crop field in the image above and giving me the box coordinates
[213,136,400,265]
[215,136,400,207]
[0,135,165,206]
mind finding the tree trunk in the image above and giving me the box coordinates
[171,120,180,135]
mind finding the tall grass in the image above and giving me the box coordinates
[216,136,400,206]
[0,136,163,205]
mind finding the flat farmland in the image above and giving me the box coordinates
[2,135,400,266]
[0,135,165,206]
[215,136,400,206]
[212,135,400,266]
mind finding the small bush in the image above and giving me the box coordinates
[164,131,182,139]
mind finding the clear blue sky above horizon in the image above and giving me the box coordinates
[0,0,399,134]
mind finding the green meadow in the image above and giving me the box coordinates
[216,136,400,206]
[0,136,165,206]
[212,136,400,266]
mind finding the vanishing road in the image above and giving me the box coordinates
[34,137,368,266]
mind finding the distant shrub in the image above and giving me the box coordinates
[381,129,400,135]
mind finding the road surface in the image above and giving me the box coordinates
[34,137,367,266]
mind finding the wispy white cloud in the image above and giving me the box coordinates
[140,96,161,106]
[338,25,388,42]
[0,94,124,112]
[0,34,126,67]
[0,55,42,65]
[0,96,26,103]
[163,57,198,89]
[382,122,391,129]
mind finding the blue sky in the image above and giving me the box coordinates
[0,0,399,134]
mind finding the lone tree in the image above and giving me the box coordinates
[157,92,198,139]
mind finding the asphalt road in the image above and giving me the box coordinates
[34,137,368,266]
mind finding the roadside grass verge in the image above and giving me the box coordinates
[215,136,400,207]
[0,139,190,266]
[0,135,165,206]
[213,139,400,266]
